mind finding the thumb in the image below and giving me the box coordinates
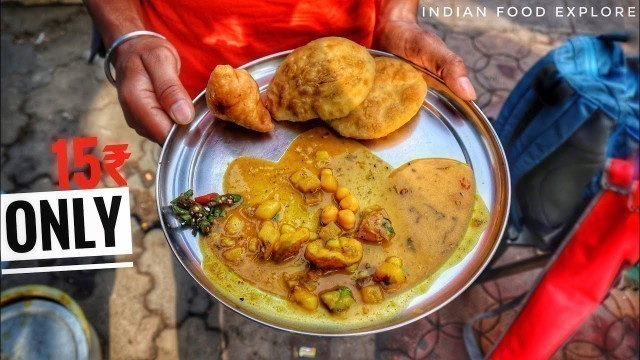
[142,46,195,125]
[437,52,477,101]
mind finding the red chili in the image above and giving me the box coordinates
[194,192,219,205]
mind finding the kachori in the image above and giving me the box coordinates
[326,57,428,139]
[265,37,376,122]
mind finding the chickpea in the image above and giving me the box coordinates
[222,247,244,261]
[315,150,330,161]
[280,224,296,234]
[337,209,356,230]
[320,168,339,193]
[255,200,282,220]
[320,205,339,225]
[339,194,359,212]
[258,221,280,245]
[335,187,350,201]
[224,215,244,235]
[309,232,318,241]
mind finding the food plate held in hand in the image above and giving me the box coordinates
[156,37,510,335]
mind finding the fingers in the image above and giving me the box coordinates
[412,31,476,101]
[117,57,174,145]
[121,89,174,144]
[437,51,476,101]
[141,44,195,125]
[382,22,477,101]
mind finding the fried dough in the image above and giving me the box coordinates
[326,57,427,139]
[265,37,376,122]
[206,65,274,132]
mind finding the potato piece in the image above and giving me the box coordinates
[320,287,355,313]
[258,221,280,259]
[356,207,395,243]
[319,222,342,241]
[247,237,260,252]
[373,257,407,290]
[292,286,318,311]
[386,256,403,267]
[290,168,321,193]
[315,151,330,161]
[206,65,274,132]
[255,200,282,220]
[258,221,280,245]
[220,237,235,247]
[320,169,338,193]
[304,237,363,270]
[361,284,384,304]
[224,215,244,235]
[222,247,244,262]
[280,224,296,234]
[303,191,323,205]
[265,37,375,121]
[272,227,310,262]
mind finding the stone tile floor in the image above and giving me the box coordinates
[1,2,638,359]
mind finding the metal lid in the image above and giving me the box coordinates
[1,299,89,359]
[1,285,95,360]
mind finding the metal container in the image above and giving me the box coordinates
[0,285,101,359]
[156,50,510,335]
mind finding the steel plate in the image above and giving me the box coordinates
[156,50,510,335]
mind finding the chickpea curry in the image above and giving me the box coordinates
[171,128,488,325]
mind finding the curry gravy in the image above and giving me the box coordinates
[200,128,488,328]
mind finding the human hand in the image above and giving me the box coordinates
[112,36,194,144]
[375,20,477,101]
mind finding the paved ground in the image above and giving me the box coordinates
[1,1,638,359]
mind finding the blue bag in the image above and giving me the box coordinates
[495,34,639,249]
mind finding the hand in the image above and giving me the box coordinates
[112,36,195,144]
[375,20,477,101]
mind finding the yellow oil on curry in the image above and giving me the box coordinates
[200,127,488,329]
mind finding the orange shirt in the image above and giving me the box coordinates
[140,1,378,97]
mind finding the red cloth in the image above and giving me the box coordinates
[490,159,640,359]
[140,0,377,97]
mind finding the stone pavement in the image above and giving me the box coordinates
[1,2,638,359]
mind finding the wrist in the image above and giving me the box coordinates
[103,26,145,49]
[84,0,146,47]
